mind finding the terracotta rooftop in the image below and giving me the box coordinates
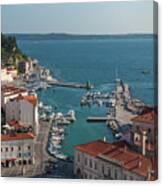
[131,111,157,125]
[75,140,115,157]
[75,140,156,179]
[1,132,35,141]
[2,85,27,96]
[12,94,37,106]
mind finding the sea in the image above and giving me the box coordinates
[17,35,157,177]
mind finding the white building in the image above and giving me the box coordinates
[6,95,39,135]
[1,85,28,109]
[1,68,14,85]
[74,140,156,180]
[1,132,35,168]
[130,109,157,157]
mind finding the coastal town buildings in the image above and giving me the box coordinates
[18,60,31,74]
[1,85,28,109]
[5,94,39,134]
[1,132,35,168]
[1,67,18,85]
[74,140,156,180]
[130,109,157,157]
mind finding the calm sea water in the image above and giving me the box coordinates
[17,37,156,157]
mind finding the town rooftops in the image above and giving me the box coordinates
[2,85,27,96]
[1,132,35,141]
[131,111,157,125]
[75,140,115,157]
[75,140,156,180]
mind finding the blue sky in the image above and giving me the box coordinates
[1,1,154,34]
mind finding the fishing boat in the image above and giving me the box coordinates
[55,152,68,160]
[65,110,76,122]
[142,69,150,75]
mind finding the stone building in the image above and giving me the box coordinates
[74,140,156,180]
[1,132,35,168]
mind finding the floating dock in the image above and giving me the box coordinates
[87,116,108,122]
[48,80,93,89]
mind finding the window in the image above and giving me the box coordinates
[124,174,127,180]
[85,158,87,165]
[1,148,3,152]
[130,176,133,180]
[89,159,92,168]
[11,147,14,151]
[18,153,21,157]
[28,146,31,150]
[18,146,21,151]
[114,169,118,179]
[148,128,151,133]
[77,153,80,162]
[102,165,105,174]
[136,126,140,132]
[6,147,8,152]
[108,168,111,178]
[94,162,97,170]
[28,159,32,164]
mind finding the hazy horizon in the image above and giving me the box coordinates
[2,1,155,34]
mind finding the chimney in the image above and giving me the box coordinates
[138,160,142,167]
[142,131,147,156]
[124,145,127,152]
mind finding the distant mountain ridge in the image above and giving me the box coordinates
[7,33,157,41]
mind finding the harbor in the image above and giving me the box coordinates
[1,32,156,179]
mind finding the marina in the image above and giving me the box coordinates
[7,34,155,178]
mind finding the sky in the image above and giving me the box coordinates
[1,1,154,34]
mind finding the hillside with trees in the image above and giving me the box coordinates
[1,33,27,67]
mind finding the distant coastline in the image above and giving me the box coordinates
[5,33,157,41]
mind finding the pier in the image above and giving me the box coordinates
[87,116,109,122]
[48,80,93,90]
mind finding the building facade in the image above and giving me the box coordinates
[1,85,28,109]
[1,132,35,168]
[130,109,157,157]
[74,140,156,180]
[5,94,39,134]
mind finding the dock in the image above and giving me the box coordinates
[87,116,109,122]
[48,80,93,90]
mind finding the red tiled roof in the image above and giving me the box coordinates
[2,85,27,96]
[13,94,37,106]
[75,140,115,157]
[1,132,35,141]
[24,95,37,106]
[131,111,157,125]
[75,140,156,179]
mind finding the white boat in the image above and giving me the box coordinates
[115,132,123,139]
[65,110,76,122]
[55,152,68,160]
[49,112,55,119]
[52,135,62,141]
[38,101,43,108]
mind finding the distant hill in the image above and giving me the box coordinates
[9,33,157,41]
[1,33,27,66]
